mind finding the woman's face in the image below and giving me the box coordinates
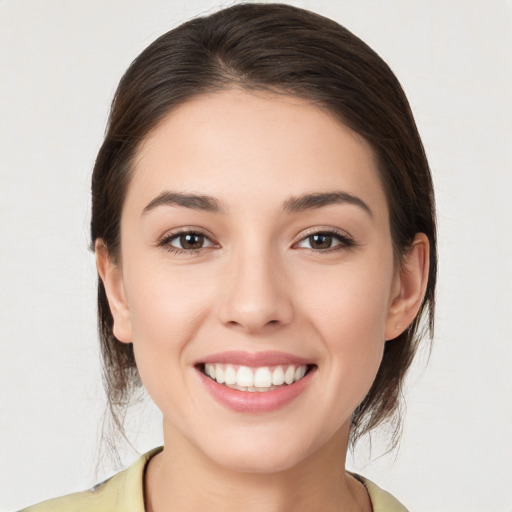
[102,89,404,473]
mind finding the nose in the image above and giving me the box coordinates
[217,247,294,334]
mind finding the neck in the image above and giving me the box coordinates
[144,422,371,512]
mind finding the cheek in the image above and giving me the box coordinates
[302,254,394,342]
[316,292,387,383]
[300,255,394,400]
[121,263,212,390]
[125,259,212,337]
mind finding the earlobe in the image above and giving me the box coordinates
[385,233,430,341]
[95,240,133,344]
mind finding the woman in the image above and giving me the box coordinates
[22,3,436,511]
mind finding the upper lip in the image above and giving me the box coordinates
[198,351,313,367]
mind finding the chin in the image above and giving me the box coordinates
[201,425,332,475]
[213,446,308,475]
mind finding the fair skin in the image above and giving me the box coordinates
[96,89,429,512]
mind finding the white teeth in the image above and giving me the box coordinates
[204,363,310,391]
[272,366,285,386]
[284,365,295,384]
[205,363,215,379]
[254,367,272,388]
[295,365,307,381]
[237,366,254,387]
[224,364,237,385]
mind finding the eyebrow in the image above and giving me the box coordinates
[142,191,224,215]
[283,191,373,217]
[142,190,372,218]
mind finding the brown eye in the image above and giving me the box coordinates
[164,231,214,252]
[308,233,333,249]
[179,233,205,250]
[296,231,354,251]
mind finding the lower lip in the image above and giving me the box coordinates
[198,368,315,413]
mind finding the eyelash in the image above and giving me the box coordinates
[158,228,216,255]
[293,228,356,252]
[158,228,356,255]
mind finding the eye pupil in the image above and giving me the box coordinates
[310,233,332,249]
[180,233,204,249]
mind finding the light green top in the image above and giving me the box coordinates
[21,447,409,512]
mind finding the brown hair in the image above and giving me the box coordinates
[91,3,437,449]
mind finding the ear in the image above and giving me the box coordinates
[95,240,133,344]
[385,233,430,341]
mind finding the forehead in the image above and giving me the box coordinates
[125,89,387,218]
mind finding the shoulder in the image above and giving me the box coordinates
[19,483,115,512]
[19,448,162,512]
[354,474,410,512]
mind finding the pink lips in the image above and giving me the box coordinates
[196,351,315,413]
[199,350,311,367]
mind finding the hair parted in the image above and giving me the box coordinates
[91,2,437,450]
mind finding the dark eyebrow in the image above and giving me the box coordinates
[283,191,373,217]
[142,191,225,215]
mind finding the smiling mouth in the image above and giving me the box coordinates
[198,363,315,392]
